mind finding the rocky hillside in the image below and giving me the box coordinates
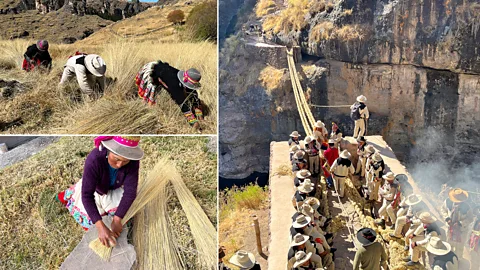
[219,0,480,179]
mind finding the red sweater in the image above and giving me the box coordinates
[322,147,339,178]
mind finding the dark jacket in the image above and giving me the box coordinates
[82,147,139,224]
[24,44,52,67]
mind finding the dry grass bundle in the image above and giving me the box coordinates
[170,166,217,269]
[274,163,293,177]
[310,21,335,42]
[332,24,367,41]
[89,158,172,260]
[256,0,277,17]
[263,0,311,34]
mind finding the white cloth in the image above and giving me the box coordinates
[59,55,106,95]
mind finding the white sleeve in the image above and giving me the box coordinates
[74,65,93,95]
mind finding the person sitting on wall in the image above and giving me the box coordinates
[289,131,301,146]
[22,40,52,72]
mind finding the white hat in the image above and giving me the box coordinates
[426,237,451,256]
[292,215,311,228]
[298,179,314,193]
[373,152,382,162]
[405,194,422,206]
[382,172,395,181]
[301,204,314,216]
[293,251,313,268]
[328,139,335,144]
[296,169,311,179]
[85,54,106,77]
[290,144,300,152]
[419,212,436,224]
[290,233,309,247]
[293,151,305,160]
[356,95,367,103]
[314,121,325,128]
[305,136,313,143]
[290,131,301,137]
[340,150,351,159]
[304,197,320,210]
[229,250,256,269]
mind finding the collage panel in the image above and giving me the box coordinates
[219,0,480,270]
[0,0,217,135]
[0,135,217,269]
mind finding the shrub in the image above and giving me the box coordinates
[186,1,217,41]
[167,9,185,24]
[256,0,276,17]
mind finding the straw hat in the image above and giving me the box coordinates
[85,54,106,77]
[448,188,469,203]
[314,121,325,128]
[304,197,320,210]
[229,250,256,269]
[419,212,436,224]
[99,136,144,160]
[426,237,451,256]
[290,233,309,247]
[301,204,314,216]
[405,194,422,206]
[290,131,301,137]
[292,215,311,228]
[328,139,335,144]
[365,145,375,154]
[293,251,313,268]
[293,151,305,160]
[373,152,382,162]
[178,68,202,90]
[298,179,314,193]
[305,136,313,144]
[296,169,311,179]
[290,145,300,152]
[357,95,367,103]
[340,150,351,159]
[382,172,395,182]
[356,228,377,246]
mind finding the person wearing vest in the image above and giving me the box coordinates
[304,136,321,175]
[362,145,375,197]
[229,250,261,270]
[300,204,333,240]
[427,237,459,270]
[469,210,480,269]
[135,61,206,130]
[355,136,368,179]
[390,194,427,240]
[404,212,442,266]
[330,150,355,198]
[294,169,311,188]
[59,54,106,100]
[353,228,387,270]
[351,95,369,139]
[322,139,339,190]
[294,179,316,209]
[440,188,473,258]
[292,151,309,172]
[365,152,384,202]
[56,136,143,247]
[289,131,302,146]
[287,234,324,269]
[290,214,333,254]
[375,172,399,228]
[22,40,52,72]
[329,122,343,151]
[292,250,323,270]
[290,144,301,162]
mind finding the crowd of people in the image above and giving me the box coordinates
[20,40,207,129]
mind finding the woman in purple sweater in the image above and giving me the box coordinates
[57,136,144,247]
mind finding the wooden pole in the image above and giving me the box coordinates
[252,215,263,255]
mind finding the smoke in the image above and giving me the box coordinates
[408,127,480,206]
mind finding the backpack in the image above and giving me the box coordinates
[350,102,361,120]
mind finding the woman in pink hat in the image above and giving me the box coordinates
[22,40,52,72]
[57,136,144,247]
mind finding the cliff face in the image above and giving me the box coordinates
[219,0,480,179]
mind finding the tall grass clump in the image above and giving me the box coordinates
[185,0,217,41]
[256,0,276,17]
[220,184,269,222]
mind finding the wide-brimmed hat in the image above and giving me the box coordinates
[36,40,49,51]
[365,145,375,154]
[97,136,144,160]
[356,228,377,246]
[298,179,314,193]
[177,68,201,90]
[296,169,311,179]
[340,150,351,159]
[305,197,320,210]
[84,54,106,77]
[357,95,367,103]
[290,145,300,152]
[357,136,366,143]
[293,151,305,160]
[290,233,309,247]
[292,214,311,228]
[426,237,452,255]
[419,212,436,223]
[382,172,395,181]
[372,152,382,162]
[290,131,301,137]
[293,251,313,268]
[305,136,313,144]
[301,204,314,216]
[328,139,335,144]
[314,121,325,128]
[229,250,256,269]
[448,188,469,203]
[405,194,422,206]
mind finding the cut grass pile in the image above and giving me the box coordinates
[0,39,217,134]
[259,66,286,94]
[0,136,217,269]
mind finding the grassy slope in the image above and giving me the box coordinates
[0,136,217,269]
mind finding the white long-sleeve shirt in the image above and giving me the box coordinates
[330,158,355,177]
[60,55,105,95]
